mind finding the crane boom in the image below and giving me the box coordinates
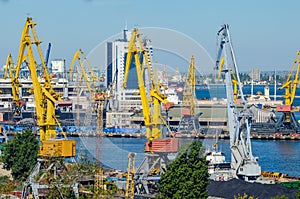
[216,24,261,181]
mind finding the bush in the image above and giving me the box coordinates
[157,140,209,199]
[2,130,39,180]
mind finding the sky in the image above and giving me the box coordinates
[0,0,299,72]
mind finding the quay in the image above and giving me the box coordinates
[5,131,300,140]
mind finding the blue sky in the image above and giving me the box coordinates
[0,0,299,72]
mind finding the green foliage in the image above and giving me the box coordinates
[271,195,289,199]
[296,191,300,199]
[46,185,77,199]
[234,193,257,199]
[2,129,39,180]
[157,140,209,199]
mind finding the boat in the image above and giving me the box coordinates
[163,87,181,105]
[205,143,234,181]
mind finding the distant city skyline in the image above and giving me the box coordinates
[0,0,299,73]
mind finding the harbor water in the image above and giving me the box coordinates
[197,84,300,106]
[75,136,300,177]
[75,84,300,177]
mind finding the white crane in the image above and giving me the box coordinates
[216,24,261,181]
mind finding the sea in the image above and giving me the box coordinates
[75,84,300,177]
[196,84,300,106]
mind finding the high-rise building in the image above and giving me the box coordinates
[106,28,153,111]
[250,68,260,81]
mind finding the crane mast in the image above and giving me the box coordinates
[216,24,261,181]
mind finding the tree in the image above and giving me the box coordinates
[157,140,209,199]
[296,191,300,199]
[2,129,39,180]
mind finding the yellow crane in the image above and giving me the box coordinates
[12,17,75,157]
[182,55,196,116]
[178,55,201,134]
[123,28,178,196]
[17,17,78,199]
[70,49,94,98]
[123,28,173,144]
[6,53,25,119]
[69,49,110,194]
[4,54,13,79]
[275,51,300,134]
[125,152,136,199]
[69,49,98,86]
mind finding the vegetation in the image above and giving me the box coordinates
[157,140,209,199]
[44,157,118,198]
[1,129,39,180]
[296,191,300,199]
[234,193,257,199]
[0,176,18,193]
[271,195,289,199]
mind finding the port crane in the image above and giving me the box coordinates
[122,28,173,143]
[8,52,26,119]
[178,55,202,134]
[69,49,112,194]
[4,54,26,119]
[8,17,78,199]
[69,48,109,130]
[125,152,136,199]
[69,49,95,98]
[4,54,13,80]
[122,28,178,195]
[216,24,261,181]
[275,51,300,134]
[69,49,98,86]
